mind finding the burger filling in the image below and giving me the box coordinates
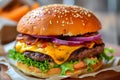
[23,44,104,62]
[9,33,114,75]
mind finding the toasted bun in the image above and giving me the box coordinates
[16,61,102,78]
[17,4,101,36]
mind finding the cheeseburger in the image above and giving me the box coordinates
[9,4,113,78]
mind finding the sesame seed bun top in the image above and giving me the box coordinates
[17,4,102,36]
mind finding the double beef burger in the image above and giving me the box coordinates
[9,4,105,78]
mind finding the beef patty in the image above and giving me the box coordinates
[23,44,104,62]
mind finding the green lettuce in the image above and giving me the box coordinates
[84,58,98,72]
[8,49,79,75]
[99,47,115,62]
[53,61,78,75]
[8,47,115,75]
[9,49,50,73]
[60,61,78,75]
[84,47,115,72]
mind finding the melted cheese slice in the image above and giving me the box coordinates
[15,41,94,64]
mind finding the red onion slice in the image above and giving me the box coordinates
[67,33,101,41]
[52,38,84,46]
[31,33,101,45]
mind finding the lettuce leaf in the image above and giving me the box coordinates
[53,60,78,75]
[84,47,115,72]
[8,49,50,73]
[60,61,78,75]
[9,49,78,75]
[84,58,98,72]
[99,47,115,62]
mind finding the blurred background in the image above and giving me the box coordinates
[0,0,120,46]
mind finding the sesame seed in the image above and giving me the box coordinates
[84,11,87,15]
[62,21,65,23]
[59,12,61,14]
[66,18,68,20]
[79,8,82,10]
[49,20,52,24]
[58,16,60,18]
[64,10,68,13]
[74,14,80,18]
[48,11,51,14]
[56,21,59,23]
[80,11,83,14]
[45,8,48,11]
[79,15,83,18]
[62,24,65,26]
[67,22,69,24]
[53,15,56,17]
[76,14,80,16]
[65,14,67,16]
[54,10,57,12]
[83,23,85,26]
[72,13,74,16]
[88,14,91,17]
[73,15,76,18]
[33,15,36,18]
[42,27,46,30]
[33,26,37,29]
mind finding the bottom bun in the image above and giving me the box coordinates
[16,61,102,78]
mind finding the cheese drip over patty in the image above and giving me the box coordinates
[15,41,95,64]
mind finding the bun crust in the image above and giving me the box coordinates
[16,61,102,78]
[17,4,101,36]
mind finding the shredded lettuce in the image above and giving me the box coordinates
[99,47,115,62]
[84,47,115,72]
[60,61,78,75]
[53,61,78,75]
[84,58,98,72]
[9,49,50,73]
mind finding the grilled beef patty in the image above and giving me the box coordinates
[23,44,104,62]
[68,44,104,61]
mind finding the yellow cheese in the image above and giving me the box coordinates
[15,41,94,64]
